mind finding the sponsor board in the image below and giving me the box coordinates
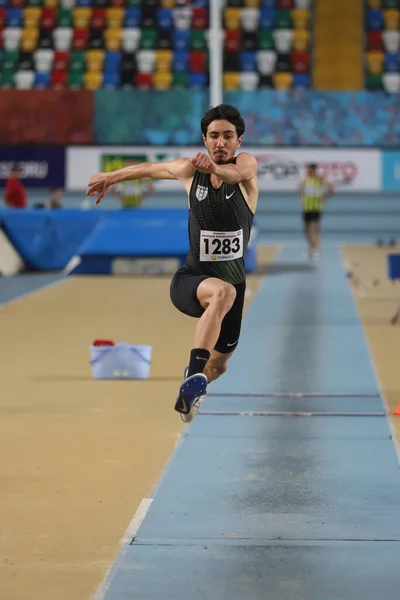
[0,147,65,188]
[67,147,381,192]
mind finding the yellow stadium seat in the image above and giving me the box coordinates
[24,8,41,28]
[153,71,172,90]
[224,8,241,31]
[293,29,310,51]
[367,0,382,7]
[244,0,260,7]
[367,51,384,74]
[84,71,103,90]
[73,8,92,29]
[160,0,175,7]
[223,72,240,90]
[21,28,39,52]
[155,49,173,72]
[86,49,105,72]
[384,9,399,30]
[107,7,124,29]
[292,9,310,30]
[43,0,58,7]
[274,72,293,90]
[104,28,122,51]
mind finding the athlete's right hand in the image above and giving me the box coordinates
[86,173,111,206]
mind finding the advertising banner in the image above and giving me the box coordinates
[0,147,66,188]
[67,147,380,192]
[382,151,400,191]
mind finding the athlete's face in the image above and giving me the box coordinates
[203,119,242,165]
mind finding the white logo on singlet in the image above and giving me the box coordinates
[226,191,235,199]
[195,185,208,201]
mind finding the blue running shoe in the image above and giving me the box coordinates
[174,373,207,422]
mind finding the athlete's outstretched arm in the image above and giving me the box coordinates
[87,158,195,205]
[191,152,258,184]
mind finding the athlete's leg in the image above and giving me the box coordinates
[193,277,237,353]
[203,349,234,383]
[171,269,236,417]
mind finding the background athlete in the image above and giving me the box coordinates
[86,104,259,423]
[298,162,335,261]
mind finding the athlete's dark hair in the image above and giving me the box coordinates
[201,104,245,137]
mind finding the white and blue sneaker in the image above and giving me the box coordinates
[174,368,207,423]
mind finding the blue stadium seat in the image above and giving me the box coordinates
[365,9,384,31]
[157,8,173,30]
[124,8,142,28]
[384,52,399,73]
[103,71,120,88]
[189,72,207,89]
[173,50,189,72]
[104,50,122,72]
[261,0,276,7]
[240,51,257,72]
[293,73,311,89]
[173,30,190,51]
[7,8,23,27]
[34,72,51,89]
[259,8,276,29]
[77,0,93,6]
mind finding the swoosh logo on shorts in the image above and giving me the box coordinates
[227,339,239,347]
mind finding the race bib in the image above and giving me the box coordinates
[200,229,243,262]
[304,185,321,197]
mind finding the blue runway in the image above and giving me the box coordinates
[97,247,400,600]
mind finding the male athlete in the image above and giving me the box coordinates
[86,104,258,423]
[298,163,335,261]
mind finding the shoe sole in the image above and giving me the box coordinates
[174,374,207,415]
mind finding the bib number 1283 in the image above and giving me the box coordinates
[200,229,243,262]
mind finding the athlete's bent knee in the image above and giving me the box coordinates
[211,283,236,312]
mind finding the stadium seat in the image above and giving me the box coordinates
[53,50,69,71]
[293,72,310,88]
[383,9,399,29]
[104,27,121,51]
[153,70,172,89]
[155,49,173,71]
[223,71,240,89]
[102,71,120,88]
[15,69,35,88]
[384,51,399,72]
[383,71,400,91]
[121,28,140,52]
[189,72,207,88]
[24,7,41,28]
[256,49,277,74]
[84,70,103,89]
[53,27,73,51]
[273,71,292,88]
[240,71,259,90]
[225,8,241,30]
[86,48,104,71]
[73,7,92,29]
[241,8,260,31]
[367,50,384,74]
[34,48,54,71]
[367,30,383,51]
[34,71,51,88]
[382,30,400,52]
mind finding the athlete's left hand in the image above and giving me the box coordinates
[190,152,216,174]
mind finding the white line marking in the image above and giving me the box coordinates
[119,498,153,545]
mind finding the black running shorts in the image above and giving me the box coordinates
[170,264,246,354]
[303,211,321,223]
